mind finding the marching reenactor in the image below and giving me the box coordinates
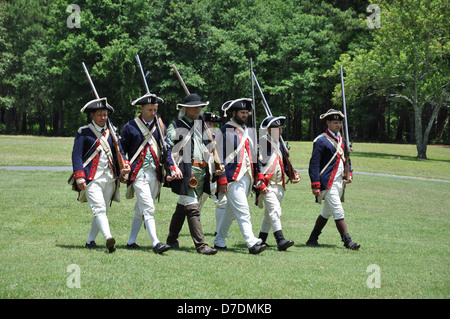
[306,109,360,250]
[120,93,180,254]
[256,115,300,251]
[198,112,227,236]
[71,98,131,253]
[213,98,266,254]
[165,93,225,255]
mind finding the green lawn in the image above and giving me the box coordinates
[0,136,449,299]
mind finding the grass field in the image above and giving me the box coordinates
[0,135,449,301]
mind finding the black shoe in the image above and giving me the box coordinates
[153,242,171,254]
[342,234,360,250]
[277,239,294,251]
[85,241,99,249]
[305,239,320,246]
[166,241,179,249]
[273,230,294,251]
[249,243,266,255]
[214,245,227,250]
[202,247,218,255]
[126,243,140,250]
[106,237,116,253]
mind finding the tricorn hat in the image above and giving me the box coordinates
[80,97,114,114]
[177,93,209,109]
[221,98,253,114]
[203,112,223,123]
[260,115,286,129]
[319,109,345,121]
[132,93,164,106]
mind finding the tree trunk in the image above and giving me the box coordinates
[21,112,27,134]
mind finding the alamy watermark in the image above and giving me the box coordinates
[366,264,381,288]
[66,4,81,29]
[66,264,81,288]
[367,4,381,29]
[170,120,282,166]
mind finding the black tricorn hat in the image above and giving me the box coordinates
[221,98,253,113]
[80,97,114,114]
[203,112,223,123]
[132,93,164,106]
[260,115,286,129]
[177,93,209,109]
[319,109,345,121]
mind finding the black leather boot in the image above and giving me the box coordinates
[306,215,328,246]
[258,231,270,247]
[341,233,360,250]
[274,230,294,251]
[166,203,186,249]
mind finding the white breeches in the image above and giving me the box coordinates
[260,184,284,233]
[128,169,161,246]
[213,174,259,248]
[320,175,345,220]
[86,174,116,241]
[132,169,160,221]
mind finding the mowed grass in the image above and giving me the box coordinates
[0,135,449,299]
[1,135,449,181]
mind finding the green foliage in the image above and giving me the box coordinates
[0,0,367,137]
[0,0,448,151]
[329,0,450,157]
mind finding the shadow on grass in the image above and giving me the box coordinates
[352,151,450,163]
[56,243,189,255]
[295,243,337,249]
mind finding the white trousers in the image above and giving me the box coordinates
[199,182,227,233]
[86,174,115,243]
[213,174,259,248]
[128,169,161,246]
[320,175,345,220]
[260,184,283,233]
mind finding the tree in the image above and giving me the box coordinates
[331,0,450,158]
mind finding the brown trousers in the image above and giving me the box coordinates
[167,203,211,253]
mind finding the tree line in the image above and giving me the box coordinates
[0,0,448,158]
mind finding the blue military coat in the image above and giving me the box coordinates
[71,122,128,184]
[309,129,352,191]
[121,115,175,186]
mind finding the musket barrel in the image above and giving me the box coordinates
[252,69,291,156]
[82,62,125,172]
[340,65,351,153]
[172,63,223,172]
[82,62,99,99]
[135,55,171,173]
[172,64,190,95]
[252,71,272,117]
[136,55,150,94]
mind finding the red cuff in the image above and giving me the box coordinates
[73,170,86,180]
[257,183,268,192]
[217,176,228,186]
[257,173,264,180]
[124,160,130,166]
[311,181,320,189]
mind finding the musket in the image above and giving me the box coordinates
[171,63,224,173]
[251,69,297,182]
[250,58,258,156]
[340,65,352,180]
[81,62,126,175]
[136,54,172,179]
